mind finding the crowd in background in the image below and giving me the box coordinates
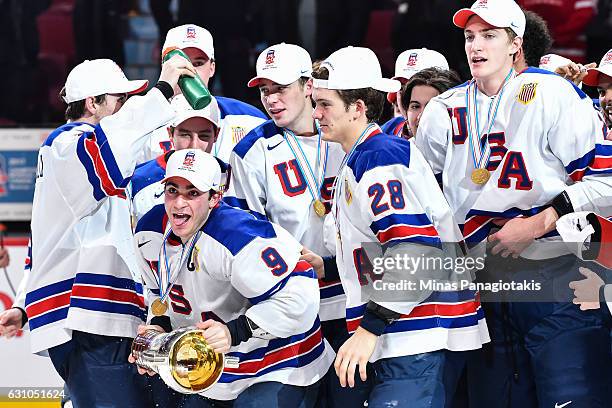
[1,0,611,126]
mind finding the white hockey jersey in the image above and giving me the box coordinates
[134,202,334,401]
[332,125,489,362]
[415,68,612,258]
[141,96,267,163]
[25,89,175,353]
[225,120,346,321]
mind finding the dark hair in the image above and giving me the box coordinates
[60,87,106,121]
[522,11,552,67]
[297,76,310,87]
[311,66,385,123]
[399,68,461,111]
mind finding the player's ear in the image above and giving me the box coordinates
[354,99,367,121]
[84,96,98,115]
[509,36,522,57]
[209,60,216,77]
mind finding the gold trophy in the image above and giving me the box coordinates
[131,327,225,394]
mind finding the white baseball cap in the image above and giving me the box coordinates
[162,149,222,192]
[170,94,221,129]
[313,46,400,93]
[163,24,215,60]
[393,49,449,81]
[453,0,526,37]
[387,48,449,103]
[247,43,312,87]
[538,54,573,73]
[583,49,612,87]
[62,59,148,103]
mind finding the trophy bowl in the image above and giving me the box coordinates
[132,327,224,394]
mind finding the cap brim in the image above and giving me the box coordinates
[387,92,397,104]
[161,174,212,192]
[373,78,401,93]
[583,68,612,87]
[453,9,476,28]
[171,112,219,128]
[113,79,149,95]
[247,72,308,88]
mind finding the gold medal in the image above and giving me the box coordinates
[313,200,326,217]
[471,168,490,185]
[151,299,168,316]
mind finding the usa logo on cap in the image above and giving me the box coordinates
[604,50,612,64]
[266,50,275,65]
[475,0,488,8]
[183,151,196,167]
[407,53,418,67]
[186,27,196,39]
[539,55,550,65]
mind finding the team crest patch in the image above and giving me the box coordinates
[186,27,196,39]
[183,151,196,167]
[407,53,418,67]
[517,82,537,105]
[604,50,612,64]
[231,126,246,144]
[266,50,275,65]
[344,179,352,204]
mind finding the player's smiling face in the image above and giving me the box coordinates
[598,76,612,128]
[258,78,312,130]
[171,117,219,153]
[164,177,218,242]
[464,16,520,84]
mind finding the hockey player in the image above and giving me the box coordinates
[583,49,612,131]
[415,0,612,406]
[130,149,334,406]
[394,67,461,140]
[144,24,267,162]
[381,48,449,137]
[2,56,194,406]
[311,46,489,407]
[225,42,346,334]
[224,42,348,405]
[131,94,226,226]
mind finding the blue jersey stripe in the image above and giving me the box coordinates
[320,284,344,299]
[76,137,106,201]
[92,126,126,188]
[220,340,325,383]
[385,308,484,333]
[28,307,70,331]
[70,298,146,320]
[74,272,143,294]
[25,278,74,305]
[370,213,432,235]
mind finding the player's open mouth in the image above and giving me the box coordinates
[173,213,191,227]
[471,57,487,64]
[269,108,285,116]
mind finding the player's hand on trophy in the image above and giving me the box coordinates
[197,320,231,354]
[129,324,165,376]
[300,247,325,279]
[569,267,604,311]
[159,53,197,97]
[334,326,377,388]
[0,308,24,338]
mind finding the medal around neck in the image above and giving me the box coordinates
[471,168,490,185]
[151,298,168,316]
[313,199,326,217]
[131,327,225,394]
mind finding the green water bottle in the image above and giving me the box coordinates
[162,48,212,109]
